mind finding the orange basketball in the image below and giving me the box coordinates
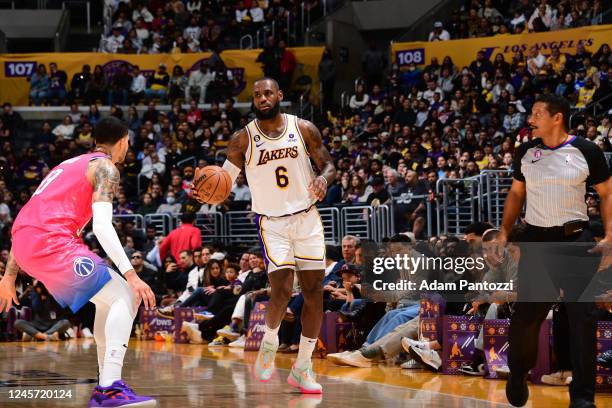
[193,166,232,205]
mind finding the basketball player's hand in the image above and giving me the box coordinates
[190,168,207,204]
[308,176,328,201]
[0,277,19,313]
[190,183,205,204]
[125,270,156,310]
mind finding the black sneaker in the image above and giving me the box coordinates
[569,399,596,408]
[596,350,612,368]
[458,362,485,376]
[505,373,529,407]
[458,349,485,376]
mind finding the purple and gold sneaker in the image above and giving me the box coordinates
[88,380,156,407]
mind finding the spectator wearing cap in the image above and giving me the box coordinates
[329,136,347,158]
[429,21,450,41]
[145,64,170,103]
[337,264,365,318]
[366,175,390,206]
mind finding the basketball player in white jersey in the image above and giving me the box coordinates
[196,78,335,393]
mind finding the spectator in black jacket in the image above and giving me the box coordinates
[14,281,70,341]
[69,64,91,103]
[131,251,165,302]
[469,51,494,78]
[108,63,133,106]
[1,103,24,140]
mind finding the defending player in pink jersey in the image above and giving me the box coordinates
[0,117,157,407]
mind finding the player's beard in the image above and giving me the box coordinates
[253,100,281,120]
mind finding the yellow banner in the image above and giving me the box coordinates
[0,47,324,106]
[391,24,612,69]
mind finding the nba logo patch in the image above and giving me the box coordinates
[534,150,542,159]
[73,256,95,277]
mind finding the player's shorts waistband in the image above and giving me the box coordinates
[258,205,315,219]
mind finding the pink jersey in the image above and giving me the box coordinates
[12,152,109,238]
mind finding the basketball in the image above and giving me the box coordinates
[193,165,232,205]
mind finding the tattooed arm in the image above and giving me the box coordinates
[88,158,120,203]
[88,158,156,309]
[225,128,249,169]
[298,119,336,201]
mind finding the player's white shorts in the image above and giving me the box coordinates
[255,207,325,272]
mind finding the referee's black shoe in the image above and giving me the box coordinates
[506,373,529,407]
[569,400,596,408]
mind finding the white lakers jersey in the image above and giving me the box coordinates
[244,113,316,216]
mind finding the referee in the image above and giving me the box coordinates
[498,94,611,408]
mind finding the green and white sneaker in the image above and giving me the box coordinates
[287,362,322,394]
[254,341,277,382]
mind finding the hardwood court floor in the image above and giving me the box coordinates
[0,339,610,407]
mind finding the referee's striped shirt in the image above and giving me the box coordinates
[513,136,610,227]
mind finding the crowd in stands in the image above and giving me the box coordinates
[27,58,242,107]
[429,0,606,41]
[26,36,300,106]
[101,0,325,54]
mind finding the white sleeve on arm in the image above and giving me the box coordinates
[222,160,241,185]
[92,202,133,274]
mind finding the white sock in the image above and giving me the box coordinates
[100,342,127,387]
[261,323,280,348]
[295,335,317,367]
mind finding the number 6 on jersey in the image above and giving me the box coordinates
[275,166,289,188]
